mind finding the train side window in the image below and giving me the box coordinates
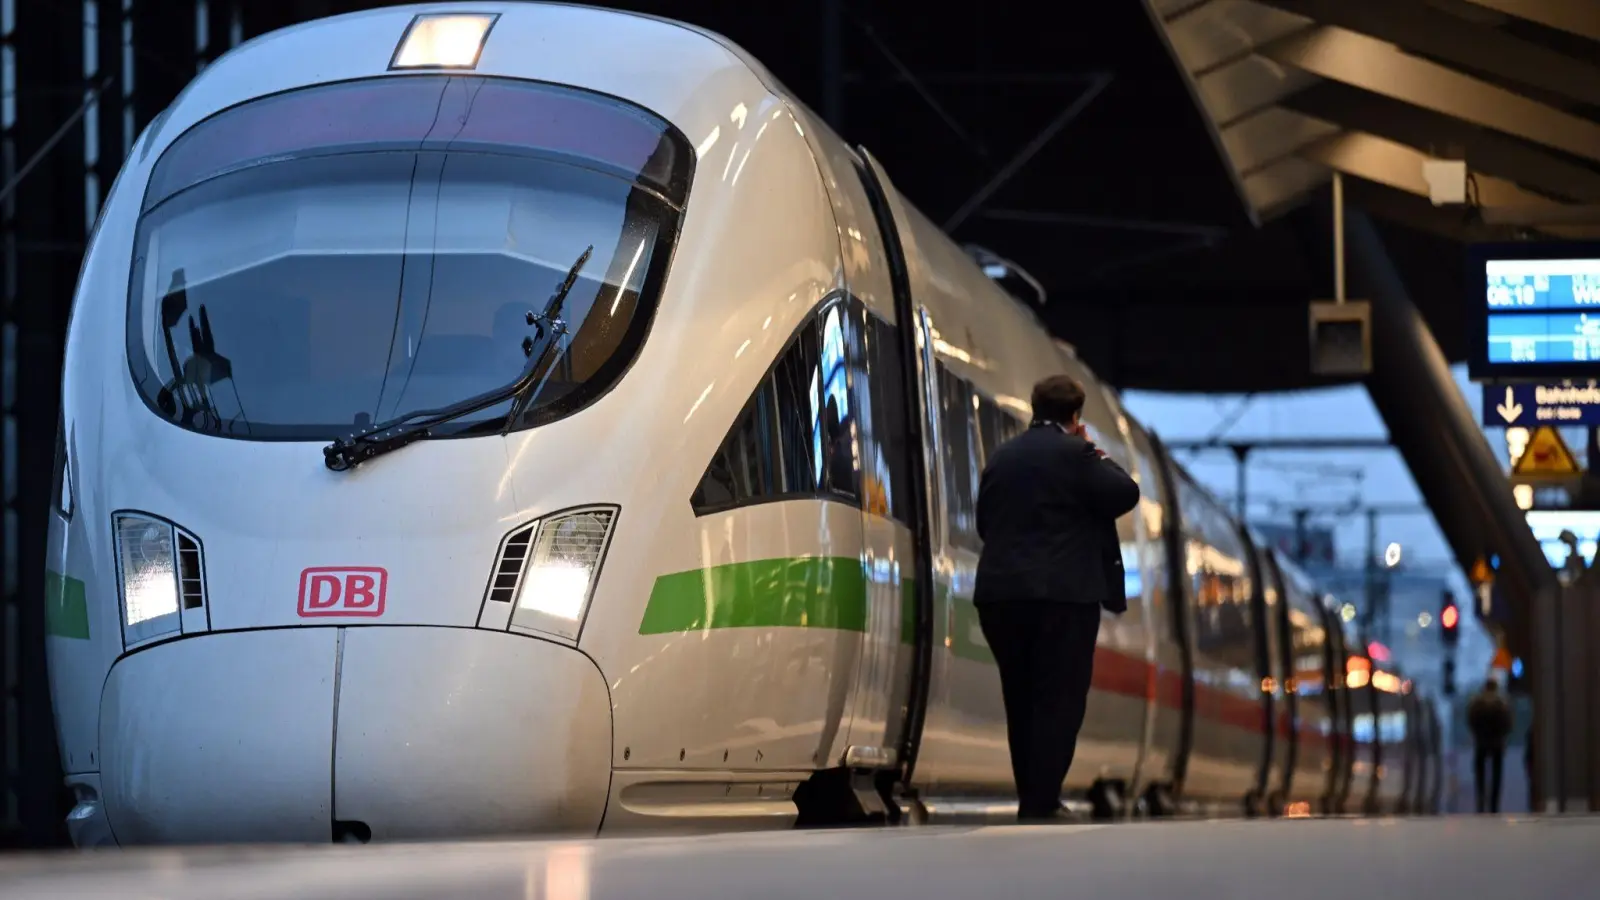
[817,301,861,502]
[866,313,911,523]
[938,364,981,551]
[691,318,823,514]
[975,393,1010,462]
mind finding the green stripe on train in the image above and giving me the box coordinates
[641,557,994,664]
[45,570,90,640]
[640,557,869,634]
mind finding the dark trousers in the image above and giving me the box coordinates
[976,601,1102,820]
[1474,745,1504,814]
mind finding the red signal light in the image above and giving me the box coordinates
[1441,605,1459,629]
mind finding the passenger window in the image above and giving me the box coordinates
[975,393,1013,462]
[938,364,981,551]
[692,310,865,515]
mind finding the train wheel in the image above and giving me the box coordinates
[1088,780,1123,820]
[1265,790,1285,817]
[792,768,891,828]
[1243,790,1262,819]
[1143,782,1176,817]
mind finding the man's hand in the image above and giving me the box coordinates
[1068,421,1109,458]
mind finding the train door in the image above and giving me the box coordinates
[1400,688,1420,813]
[1147,434,1196,813]
[850,148,940,809]
[1350,644,1380,814]
[1265,551,1298,810]
[1325,616,1353,812]
[1241,528,1277,816]
[810,152,921,785]
[1102,400,1167,812]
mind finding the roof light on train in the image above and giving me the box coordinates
[390,13,498,70]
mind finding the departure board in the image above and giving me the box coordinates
[1471,246,1600,377]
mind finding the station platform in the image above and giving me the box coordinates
[2,816,1594,899]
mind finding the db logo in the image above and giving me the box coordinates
[297,567,387,618]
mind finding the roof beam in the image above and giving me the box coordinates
[1455,0,1600,43]
[1255,0,1600,108]
[1260,25,1600,164]
[1242,155,1329,220]
[1140,0,1259,226]
[1298,131,1600,238]
[1285,82,1600,203]
[1339,178,1491,242]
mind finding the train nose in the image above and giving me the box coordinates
[97,627,612,845]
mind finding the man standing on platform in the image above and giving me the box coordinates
[973,375,1141,821]
[1468,677,1514,814]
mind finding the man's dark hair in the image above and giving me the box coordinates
[1031,375,1086,424]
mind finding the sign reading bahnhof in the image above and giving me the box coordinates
[1482,382,1600,427]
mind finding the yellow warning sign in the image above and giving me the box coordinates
[1491,646,1513,671]
[1511,425,1579,475]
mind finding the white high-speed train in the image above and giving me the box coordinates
[43,2,1440,846]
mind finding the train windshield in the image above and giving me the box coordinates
[126,76,691,440]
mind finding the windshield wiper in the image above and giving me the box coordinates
[323,245,593,472]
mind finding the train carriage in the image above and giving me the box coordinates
[44,2,1435,846]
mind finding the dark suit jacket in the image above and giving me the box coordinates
[973,424,1141,612]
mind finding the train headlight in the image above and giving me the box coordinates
[114,513,181,646]
[510,507,617,641]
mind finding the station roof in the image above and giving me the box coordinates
[503,0,1598,393]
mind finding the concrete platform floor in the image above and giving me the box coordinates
[1,815,1592,900]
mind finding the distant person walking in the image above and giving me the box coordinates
[1467,678,1514,814]
[973,374,1141,821]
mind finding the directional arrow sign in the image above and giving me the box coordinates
[1495,385,1523,423]
[1482,382,1600,427]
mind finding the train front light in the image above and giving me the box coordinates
[114,513,181,646]
[510,507,617,641]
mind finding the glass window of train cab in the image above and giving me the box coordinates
[691,317,824,512]
[936,363,981,551]
[126,76,691,441]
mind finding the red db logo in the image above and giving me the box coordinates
[297,567,387,618]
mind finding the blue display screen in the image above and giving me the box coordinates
[1485,259,1600,365]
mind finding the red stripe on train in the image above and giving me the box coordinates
[1091,645,1336,744]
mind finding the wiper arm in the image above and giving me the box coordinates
[323,245,594,472]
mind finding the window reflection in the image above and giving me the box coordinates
[864,314,912,522]
[693,299,870,515]
[816,303,857,496]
